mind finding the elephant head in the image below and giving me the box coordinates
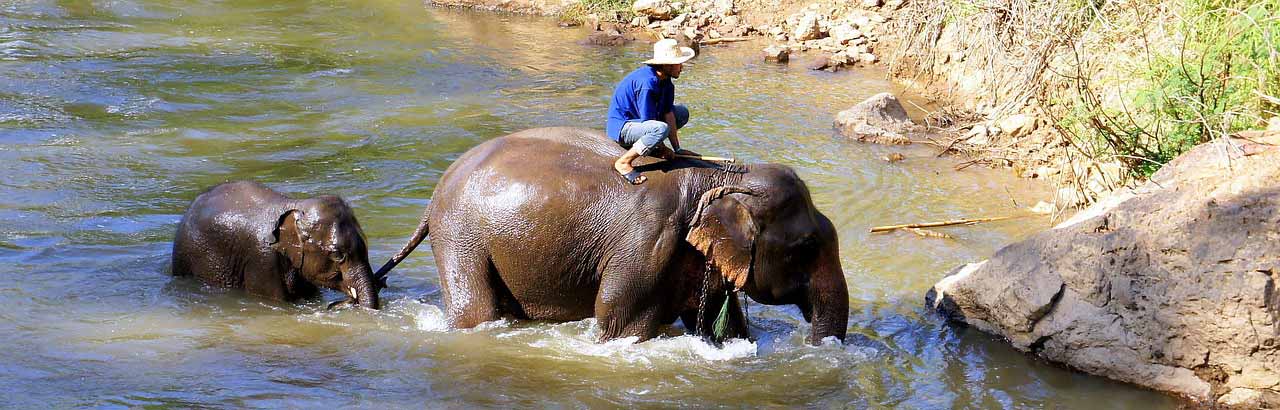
[687,165,849,345]
[271,195,382,309]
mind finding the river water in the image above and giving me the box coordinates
[0,1,1177,408]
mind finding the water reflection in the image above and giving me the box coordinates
[0,0,1178,408]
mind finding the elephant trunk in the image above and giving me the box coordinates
[345,263,381,310]
[803,258,849,345]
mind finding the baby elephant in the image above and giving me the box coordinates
[171,181,382,309]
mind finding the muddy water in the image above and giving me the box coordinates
[0,1,1177,408]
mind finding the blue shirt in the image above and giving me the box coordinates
[605,66,675,142]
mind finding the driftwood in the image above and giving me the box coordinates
[870,216,1015,233]
[699,37,751,45]
[903,227,952,238]
[676,154,736,163]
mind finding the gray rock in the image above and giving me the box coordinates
[927,137,1280,405]
[581,31,633,46]
[792,12,823,41]
[1218,388,1262,408]
[762,45,789,62]
[829,24,863,45]
[805,53,833,70]
[998,113,1038,139]
[833,92,922,143]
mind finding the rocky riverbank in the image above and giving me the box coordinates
[926,130,1280,408]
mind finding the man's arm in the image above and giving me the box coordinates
[664,110,680,151]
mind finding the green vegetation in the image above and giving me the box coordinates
[559,0,635,25]
[1063,0,1279,177]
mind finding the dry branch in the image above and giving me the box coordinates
[870,216,1016,233]
[699,37,750,45]
[904,227,953,239]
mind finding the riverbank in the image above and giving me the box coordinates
[427,0,1277,215]
[6,2,1132,407]
[422,0,1279,406]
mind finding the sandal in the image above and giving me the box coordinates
[620,169,647,185]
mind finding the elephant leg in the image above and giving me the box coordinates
[593,227,678,342]
[725,293,751,340]
[439,249,501,328]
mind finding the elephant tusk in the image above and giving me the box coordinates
[348,286,358,299]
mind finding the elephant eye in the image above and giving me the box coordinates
[330,251,346,263]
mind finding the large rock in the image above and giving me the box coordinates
[762,45,789,62]
[833,92,921,144]
[829,24,864,45]
[792,12,823,41]
[926,137,1280,407]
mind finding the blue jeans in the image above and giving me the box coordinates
[619,104,689,155]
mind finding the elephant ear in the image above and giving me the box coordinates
[686,186,759,290]
[270,210,305,270]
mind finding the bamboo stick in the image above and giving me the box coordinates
[676,154,736,163]
[903,227,953,239]
[700,37,752,45]
[870,216,1015,233]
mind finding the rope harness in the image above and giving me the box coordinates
[694,258,749,343]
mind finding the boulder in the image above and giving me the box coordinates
[632,0,673,20]
[712,0,734,14]
[926,137,1280,407]
[582,31,633,46]
[963,124,990,145]
[998,113,1039,139]
[805,53,834,70]
[833,93,921,144]
[762,45,789,62]
[792,12,823,41]
[829,24,863,45]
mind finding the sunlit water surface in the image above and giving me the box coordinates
[0,1,1177,408]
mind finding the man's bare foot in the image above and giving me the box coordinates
[615,148,647,185]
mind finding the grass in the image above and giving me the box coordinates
[559,0,636,25]
[1059,0,1280,177]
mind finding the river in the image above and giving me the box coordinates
[0,0,1177,408]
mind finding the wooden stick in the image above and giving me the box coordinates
[700,37,751,45]
[870,216,1015,233]
[904,227,952,239]
[676,154,736,163]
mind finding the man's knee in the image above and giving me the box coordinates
[673,105,689,129]
[636,121,669,154]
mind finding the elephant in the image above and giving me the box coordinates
[376,127,848,344]
[171,181,383,309]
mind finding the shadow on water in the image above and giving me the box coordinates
[0,0,1184,408]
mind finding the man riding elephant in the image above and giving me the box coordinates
[607,38,700,185]
[375,127,850,345]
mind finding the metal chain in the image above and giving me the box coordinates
[694,257,715,336]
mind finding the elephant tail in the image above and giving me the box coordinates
[374,202,432,281]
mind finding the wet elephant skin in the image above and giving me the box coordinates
[171,181,382,309]
[379,127,848,344]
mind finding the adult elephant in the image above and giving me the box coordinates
[377,127,848,344]
[172,181,383,309]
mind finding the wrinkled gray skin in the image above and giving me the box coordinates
[378,127,848,344]
[172,181,382,309]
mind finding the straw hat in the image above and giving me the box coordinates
[643,39,696,65]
